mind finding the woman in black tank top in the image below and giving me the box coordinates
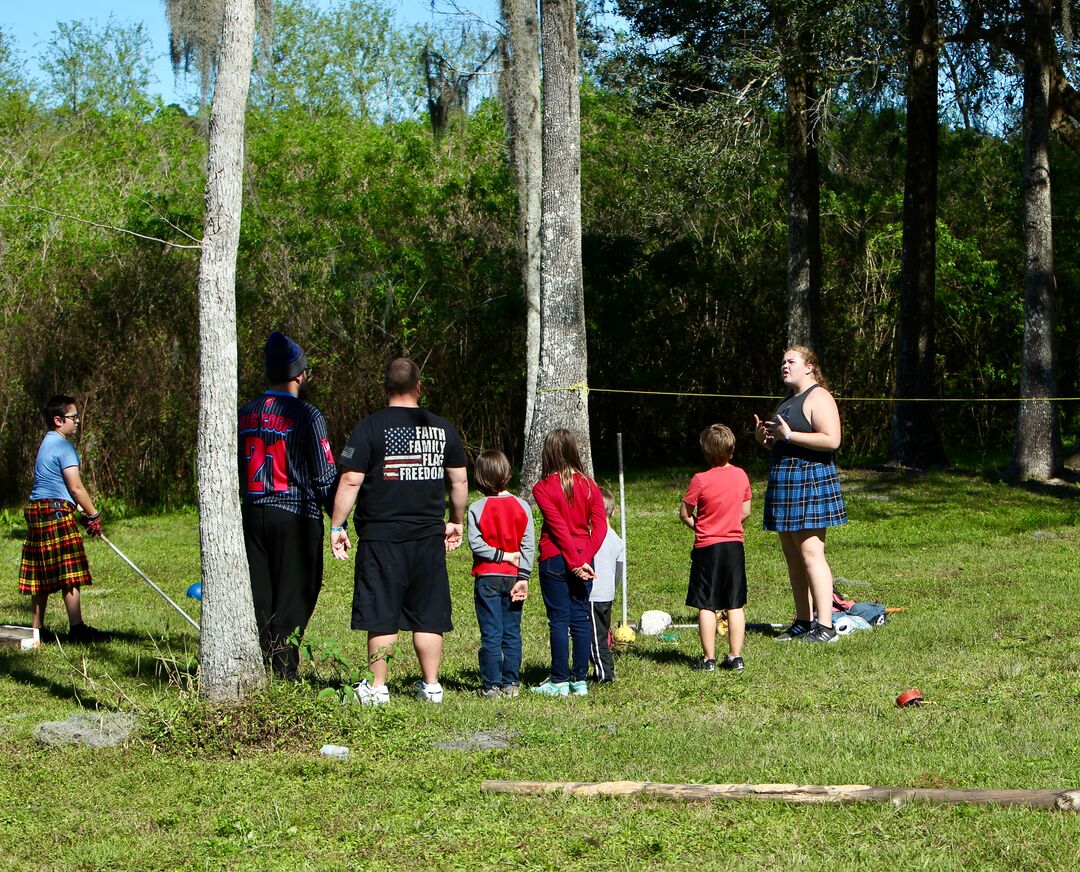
[753,347,847,643]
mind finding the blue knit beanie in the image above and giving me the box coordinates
[264,331,307,383]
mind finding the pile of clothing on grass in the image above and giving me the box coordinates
[830,587,886,635]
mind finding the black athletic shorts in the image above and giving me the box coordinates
[686,541,747,611]
[351,534,453,634]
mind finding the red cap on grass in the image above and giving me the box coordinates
[896,688,924,708]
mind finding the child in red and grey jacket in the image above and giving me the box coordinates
[530,428,608,697]
[467,450,534,698]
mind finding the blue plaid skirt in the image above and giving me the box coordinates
[763,456,847,532]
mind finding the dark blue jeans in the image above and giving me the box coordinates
[474,575,523,689]
[539,556,593,682]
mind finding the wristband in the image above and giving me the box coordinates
[86,511,101,522]
[331,526,344,532]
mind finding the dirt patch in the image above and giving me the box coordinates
[35,712,137,748]
[433,728,518,752]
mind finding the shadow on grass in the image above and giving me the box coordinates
[0,651,104,708]
[2,631,201,705]
[1008,475,1080,501]
[620,645,698,668]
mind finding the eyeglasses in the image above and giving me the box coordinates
[63,414,80,421]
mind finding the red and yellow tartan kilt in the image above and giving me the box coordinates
[18,500,93,595]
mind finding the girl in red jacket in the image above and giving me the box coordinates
[530,429,608,697]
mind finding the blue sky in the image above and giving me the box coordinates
[2,0,500,105]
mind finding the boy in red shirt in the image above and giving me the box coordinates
[467,450,533,697]
[679,424,751,672]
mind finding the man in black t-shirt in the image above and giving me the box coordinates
[330,357,468,705]
[239,332,337,678]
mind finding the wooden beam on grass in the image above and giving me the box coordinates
[0,626,40,650]
[481,780,1080,811]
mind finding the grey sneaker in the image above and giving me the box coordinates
[500,684,520,698]
[799,624,839,644]
[692,657,717,672]
[719,655,745,672]
[775,620,812,641]
[477,686,502,698]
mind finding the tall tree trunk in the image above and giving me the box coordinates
[499,0,542,445]
[197,0,265,701]
[785,67,822,353]
[520,0,591,494]
[890,0,947,468]
[1009,0,1061,481]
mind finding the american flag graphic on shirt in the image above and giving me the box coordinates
[383,425,447,481]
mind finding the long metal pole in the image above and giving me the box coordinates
[617,432,628,626]
[100,535,201,632]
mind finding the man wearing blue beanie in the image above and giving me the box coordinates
[238,331,336,678]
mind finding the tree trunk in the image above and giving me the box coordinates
[1009,0,1061,481]
[785,68,822,353]
[889,0,947,468]
[197,0,266,701]
[520,0,591,494]
[499,0,542,446]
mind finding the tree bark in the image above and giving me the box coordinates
[889,0,947,468]
[1009,0,1061,481]
[197,0,266,701]
[520,0,592,494]
[499,0,543,445]
[785,67,822,353]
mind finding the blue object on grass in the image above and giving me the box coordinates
[846,601,886,626]
[186,582,203,601]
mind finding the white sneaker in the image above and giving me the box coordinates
[416,680,444,703]
[353,679,390,706]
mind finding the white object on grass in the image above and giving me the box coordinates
[639,610,672,636]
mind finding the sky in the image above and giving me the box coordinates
[2,0,500,106]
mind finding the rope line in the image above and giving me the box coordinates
[538,383,1080,403]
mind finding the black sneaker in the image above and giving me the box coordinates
[719,655,745,672]
[692,657,717,672]
[799,623,839,644]
[67,623,112,644]
[775,620,812,641]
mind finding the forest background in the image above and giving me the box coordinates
[1,0,1078,508]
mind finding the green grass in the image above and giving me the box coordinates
[1,468,1079,870]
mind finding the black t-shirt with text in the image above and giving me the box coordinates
[338,406,466,541]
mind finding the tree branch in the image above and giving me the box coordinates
[945,24,1024,57]
[0,203,203,249]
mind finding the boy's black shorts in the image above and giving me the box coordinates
[686,541,747,611]
[351,534,453,634]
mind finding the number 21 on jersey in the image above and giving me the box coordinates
[245,436,289,493]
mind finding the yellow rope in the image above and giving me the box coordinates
[537,383,1080,403]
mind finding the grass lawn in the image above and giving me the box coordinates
[1,465,1079,870]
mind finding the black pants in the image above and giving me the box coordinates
[242,505,323,678]
[589,600,615,681]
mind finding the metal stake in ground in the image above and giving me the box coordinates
[617,432,629,626]
[100,535,201,632]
